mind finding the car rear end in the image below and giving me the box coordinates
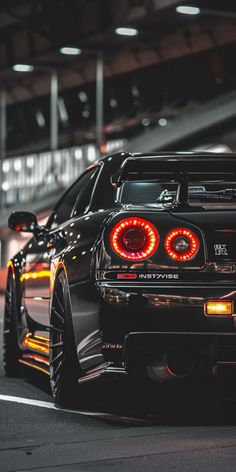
[95,154,236,383]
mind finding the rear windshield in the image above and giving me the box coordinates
[119,181,236,209]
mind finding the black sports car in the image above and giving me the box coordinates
[3,152,236,405]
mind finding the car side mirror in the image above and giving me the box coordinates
[8,211,38,233]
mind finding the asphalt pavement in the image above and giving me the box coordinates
[1,295,236,472]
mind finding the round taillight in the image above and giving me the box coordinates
[164,228,199,261]
[110,217,159,260]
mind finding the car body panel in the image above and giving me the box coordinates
[6,152,236,384]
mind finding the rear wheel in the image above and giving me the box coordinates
[3,271,21,376]
[49,271,81,407]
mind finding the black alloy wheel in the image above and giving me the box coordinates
[3,271,21,376]
[49,271,81,407]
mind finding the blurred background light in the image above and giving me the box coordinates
[2,161,10,173]
[58,97,69,124]
[115,27,139,36]
[87,145,96,162]
[176,5,201,15]
[26,156,35,168]
[78,91,88,102]
[74,149,82,160]
[158,118,168,126]
[60,46,81,55]
[13,159,22,171]
[35,111,46,128]
[2,181,10,191]
[12,64,34,72]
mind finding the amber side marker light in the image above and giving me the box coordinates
[205,300,233,316]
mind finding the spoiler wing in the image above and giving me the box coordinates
[111,155,236,210]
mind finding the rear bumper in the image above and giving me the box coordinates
[79,331,236,384]
[123,330,236,367]
[98,282,236,335]
[97,282,236,364]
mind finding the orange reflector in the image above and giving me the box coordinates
[205,300,233,316]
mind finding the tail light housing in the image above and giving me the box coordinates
[110,217,159,261]
[164,228,199,261]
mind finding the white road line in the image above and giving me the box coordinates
[0,394,81,414]
[0,395,146,423]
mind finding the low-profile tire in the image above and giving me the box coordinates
[3,271,21,377]
[49,270,81,407]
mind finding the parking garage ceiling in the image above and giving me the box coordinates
[1,0,236,155]
[1,0,236,104]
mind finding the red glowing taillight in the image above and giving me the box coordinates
[164,228,199,261]
[110,217,159,261]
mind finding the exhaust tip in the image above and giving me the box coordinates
[166,346,196,378]
[147,346,196,382]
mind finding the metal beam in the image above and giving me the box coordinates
[2,3,53,42]
[3,18,236,105]
[126,90,236,152]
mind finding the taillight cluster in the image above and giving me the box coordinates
[164,228,199,261]
[110,217,159,261]
[110,217,199,262]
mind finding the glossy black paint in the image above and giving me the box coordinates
[6,152,236,385]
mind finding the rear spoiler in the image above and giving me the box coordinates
[111,155,236,210]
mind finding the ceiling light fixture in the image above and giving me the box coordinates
[176,5,200,15]
[60,47,81,55]
[115,27,139,37]
[12,64,34,72]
